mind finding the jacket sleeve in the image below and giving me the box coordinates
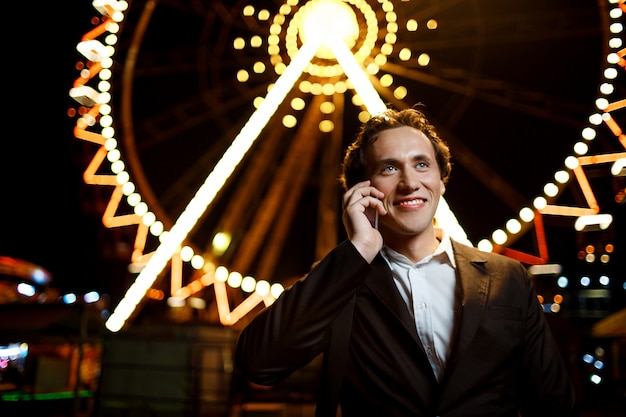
[234,240,372,386]
[517,262,576,416]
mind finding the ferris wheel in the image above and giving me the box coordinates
[68,0,625,332]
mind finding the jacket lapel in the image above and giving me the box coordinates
[364,254,421,343]
[445,241,491,373]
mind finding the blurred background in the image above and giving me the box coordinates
[1,0,624,416]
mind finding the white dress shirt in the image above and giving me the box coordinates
[381,231,460,382]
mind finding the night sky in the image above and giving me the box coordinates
[2,1,115,294]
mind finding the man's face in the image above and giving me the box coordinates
[366,126,445,240]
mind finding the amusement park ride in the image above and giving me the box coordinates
[65,0,625,333]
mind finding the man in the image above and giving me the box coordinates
[234,106,575,416]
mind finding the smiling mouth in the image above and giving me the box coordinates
[395,198,426,208]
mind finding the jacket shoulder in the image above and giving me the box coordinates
[451,240,526,270]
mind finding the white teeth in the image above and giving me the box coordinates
[398,199,424,206]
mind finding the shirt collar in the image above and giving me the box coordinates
[436,227,456,268]
[381,227,456,269]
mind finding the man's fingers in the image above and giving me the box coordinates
[342,181,382,210]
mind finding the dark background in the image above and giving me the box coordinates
[3,1,111,293]
[0,1,624,416]
[2,0,623,310]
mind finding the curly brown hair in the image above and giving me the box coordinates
[339,105,452,191]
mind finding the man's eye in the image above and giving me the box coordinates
[382,165,395,173]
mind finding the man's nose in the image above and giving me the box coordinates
[398,170,419,190]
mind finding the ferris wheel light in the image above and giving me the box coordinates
[299,0,359,60]
[611,158,625,176]
[328,39,387,115]
[69,85,99,106]
[574,214,613,231]
[76,39,111,62]
[93,0,128,19]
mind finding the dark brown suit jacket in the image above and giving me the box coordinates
[235,240,575,417]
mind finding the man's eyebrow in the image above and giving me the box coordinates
[375,154,432,166]
[375,157,399,166]
[411,153,433,161]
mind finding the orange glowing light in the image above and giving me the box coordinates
[171,252,182,296]
[494,245,547,265]
[81,19,111,43]
[572,165,600,213]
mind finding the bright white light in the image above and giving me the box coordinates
[477,239,493,252]
[574,214,613,231]
[611,158,625,176]
[505,219,521,234]
[17,283,36,297]
[564,156,579,169]
[212,232,232,256]
[31,269,51,285]
[150,221,164,236]
[180,246,194,262]
[190,255,204,269]
[573,141,589,155]
[595,97,609,110]
[492,229,507,245]
[589,113,603,125]
[543,182,559,197]
[215,266,229,282]
[63,293,78,304]
[528,264,562,276]
[84,291,100,303]
[300,0,359,60]
[554,170,569,184]
[142,212,156,226]
[255,280,271,296]
[226,271,243,288]
[76,39,111,62]
[270,283,285,299]
[519,207,535,222]
[599,83,614,95]
[167,297,186,308]
[327,36,387,115]
[533,196,547,210]
[134,202,148,216]
[241,276,256,293]
[228,273,243,288]
[69,85,100,106]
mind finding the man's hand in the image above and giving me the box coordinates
[342,180,387,263]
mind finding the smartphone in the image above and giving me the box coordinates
[365,207,379,229]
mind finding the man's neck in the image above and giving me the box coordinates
[384,231,440,264]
